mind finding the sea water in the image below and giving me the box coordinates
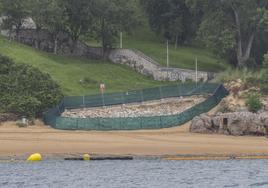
[1,159,268,188]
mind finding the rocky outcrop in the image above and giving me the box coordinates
[190,112,268,136]
[109,49,214,82]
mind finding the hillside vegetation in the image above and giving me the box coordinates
[0,36,167,96]
[85,25,228,72]
[0,55,62,117]
[123,26,228,72]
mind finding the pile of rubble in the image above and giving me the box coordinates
[62,96,206,118]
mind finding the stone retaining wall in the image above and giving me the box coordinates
[2,29,103,59]
[109,49,213,82]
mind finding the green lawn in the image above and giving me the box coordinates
[123,26,228,72]
[85,25,228,72]
[0,36,168,96]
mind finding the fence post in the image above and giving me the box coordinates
[177,83,181,97]
[83,96,85,107]
[160,116,163,129]
[121,92,125,105]
[102,92,105,107]
[140,90,144,103]
[140,117,143,129]
[159,86,163,100]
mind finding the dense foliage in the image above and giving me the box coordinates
[142,0,268,68]
[0,0,268,67]
[140,0,200,48]
[0,55,63,117]
[0,0,140,54]
[245,93,263,113]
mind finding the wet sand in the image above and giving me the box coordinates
[1,121,268,160]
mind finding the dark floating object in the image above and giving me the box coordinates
[64,156,134,161]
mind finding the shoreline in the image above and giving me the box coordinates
[1,122,268,161]
[2,153,268,162]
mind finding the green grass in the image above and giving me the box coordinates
[123,26,228,72]
[84,25,228,72]
[0,36,168,96]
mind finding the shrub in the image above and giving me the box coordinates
[245,93,263,113]
[213,68,260,84]
[0,55,63,117]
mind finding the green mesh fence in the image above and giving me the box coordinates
[43,83,229,131]
[63,83,219,109]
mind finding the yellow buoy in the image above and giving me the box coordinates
[83,154,90,161]
[27,153,42,162]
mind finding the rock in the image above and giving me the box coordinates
[190,111,268,136]
[190,114,214,134]
[212,116,222,130]
[226,115,248,136]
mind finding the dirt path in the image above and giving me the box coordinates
[1,122,268,158]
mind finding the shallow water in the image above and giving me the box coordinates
[1,159,268,188]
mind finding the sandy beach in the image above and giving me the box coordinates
[1,121,268,160]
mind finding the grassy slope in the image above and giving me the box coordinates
[0,36,167,96]
[86,26,228,72]
[123,26,228,72]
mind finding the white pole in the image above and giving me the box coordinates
[120,32,123,49]
[167,40,169,68]
[195,57,198,85]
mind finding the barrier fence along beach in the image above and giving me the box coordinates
[43,83,229,131]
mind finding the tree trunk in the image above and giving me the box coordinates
[233,8,243,67]
[101,18,105,57]
[8,29,12,41]
[71,39,78,54]
[35,26,42,49]
[175,34,178,49]
[232,7,255,68]
[54,38,58,54]
[15,27,21,42]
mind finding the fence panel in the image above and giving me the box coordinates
[43,83,229,131]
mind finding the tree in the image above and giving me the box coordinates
[28,0,67,54]
[0,0,30,41]
[94,0,139,54]
[28,0,54,49]
[62,0,95,52]
[141,0,198,47]
[0,55,63,117]
[188,0,268,68]
[264,52,268,68]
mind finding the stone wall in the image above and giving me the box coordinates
[2,29,103,59]
[190,112,268,136]
[109,49,214,82]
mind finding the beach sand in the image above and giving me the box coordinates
[1,121,268,159]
